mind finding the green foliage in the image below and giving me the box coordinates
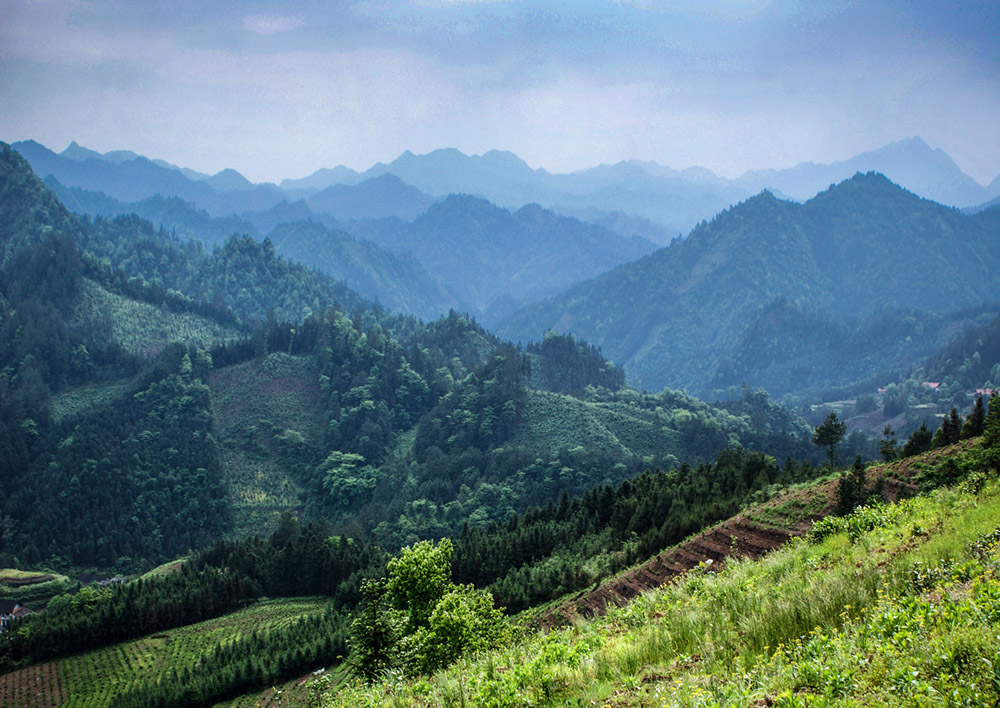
[349,578,399,680]
[351,538,506,678]
[812,411,846,468]
[499,175,1000,398]
[526,330,625,394]
[386,539,454,632]
[318,450,1000,708]
[902,421,934,458]
[835,456,872,515]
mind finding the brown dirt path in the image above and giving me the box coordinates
[539,441,977,626]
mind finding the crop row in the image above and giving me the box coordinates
[0,598,328,708]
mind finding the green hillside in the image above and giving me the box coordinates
[0,597,331,708]
[209,353,323,537]
[0,142,822,576]
[72,278,243,356]
[498,175,1000,398]
[316,445,1000,708]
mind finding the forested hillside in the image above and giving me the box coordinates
[499,174,1000,398]
[44,178,459,321]
[350,195,655,320]
[0,142,821,574]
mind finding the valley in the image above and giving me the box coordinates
[0,135,997,707]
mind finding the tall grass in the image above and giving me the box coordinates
[317,473,1000,707]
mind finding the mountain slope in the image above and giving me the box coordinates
[354,195,657,319]
[739,136,996,207]
[305,173,436,220]
[498,174,1000,396]
[43,175,458,320]
[265,220,460,319]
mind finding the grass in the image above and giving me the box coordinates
[210,353,324,537]
[0,569,73,606]
[743,485,829,531]
[315,462,1000,707]
[49,380,134,424]
[71,278,242,357]
[0,597,330,708]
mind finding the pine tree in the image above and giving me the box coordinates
[813,412,847,468]
[878,424,898,462]
[902,421,934,458]
[961,395,986,439]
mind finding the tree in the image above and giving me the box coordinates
[836,456,869,515]
[813,412,847,468]
[902,421,933,458]
[349,538,507,679]
[348,578,400,680]
[961,395,986,439]
[878,424,898,462]
[385,539,453,632]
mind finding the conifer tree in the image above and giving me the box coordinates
[878,424,898,462]
[961,395,986,439]
[813,412,847,468]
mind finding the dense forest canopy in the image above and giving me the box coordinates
[0,143,825,575]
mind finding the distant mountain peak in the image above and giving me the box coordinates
[60,140,104,162]
[207,168,254,192]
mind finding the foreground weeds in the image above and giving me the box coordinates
[319,475,1000,707]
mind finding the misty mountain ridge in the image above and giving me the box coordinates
[737,137,996,208]
[305,173,437,220]
[40,176,458,321]
[16,137,997,248]
[348,193,657,322]
[497,172,1000,398]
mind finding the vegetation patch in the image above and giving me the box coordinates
[0,569,72,605]
[48,380,133,424]
[71,278,242,357]
[0,598,329,708]
[316,455,1000,707]
[210,353,323,537]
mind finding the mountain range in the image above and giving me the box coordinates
[12,137,1000,246]
[38,158,656,326]
[8,137,1000,400]
[498,174,1000,398]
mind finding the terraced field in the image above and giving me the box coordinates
[0,598,329,708]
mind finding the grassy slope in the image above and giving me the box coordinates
[319,444,1000,707]
[71,278,242,357]
[209,353,324,538]
[511,390,741,465]
[0,598,329,708]
[0,569,73,606]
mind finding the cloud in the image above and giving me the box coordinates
[242,14,305,36]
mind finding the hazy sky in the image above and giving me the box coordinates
[2,0,998,184]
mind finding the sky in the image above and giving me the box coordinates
[1,0,998,184]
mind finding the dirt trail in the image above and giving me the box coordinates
[540,442,977,626]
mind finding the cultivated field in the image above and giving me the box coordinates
[0,597,328,708]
